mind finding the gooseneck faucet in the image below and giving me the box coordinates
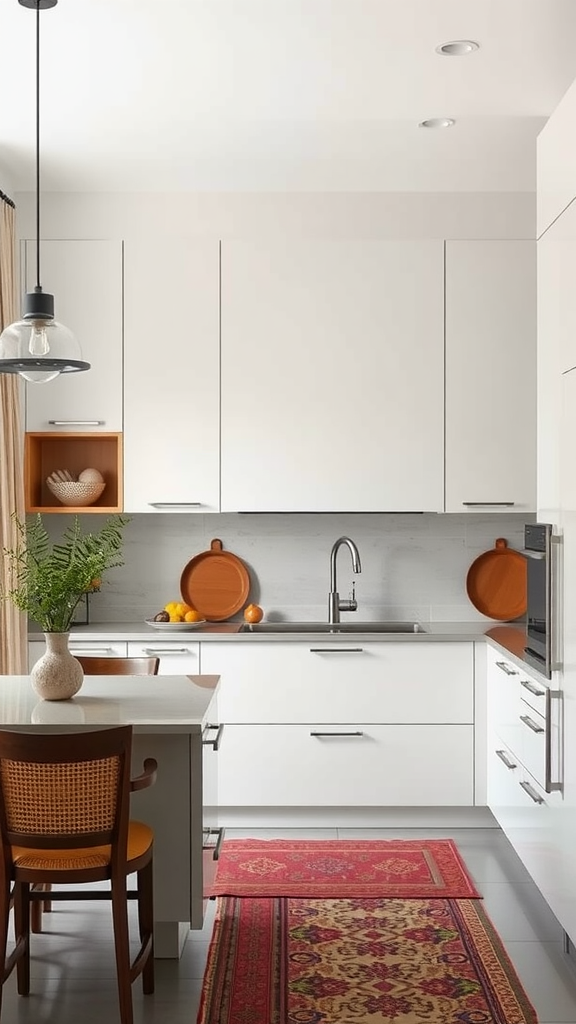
[328,536,362,624]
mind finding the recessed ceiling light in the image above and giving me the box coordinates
[436,40,479,56]
[418,118,455,129]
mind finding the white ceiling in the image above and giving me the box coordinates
[1,0,576,193]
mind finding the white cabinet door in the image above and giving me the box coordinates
[123,239,220,513]
[128,640,200,675]
[24,240,123,432]
[218,724,473,807]
[445,241,536,514]
[220,239,444,512]
[28,639,128,670]
[199,642,474,724]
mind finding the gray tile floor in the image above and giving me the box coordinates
[1,826,576,1023]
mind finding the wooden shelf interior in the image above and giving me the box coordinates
[25,433,123,513]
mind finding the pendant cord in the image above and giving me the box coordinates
[35,0,41,290]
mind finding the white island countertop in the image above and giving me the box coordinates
[0,674,219,732]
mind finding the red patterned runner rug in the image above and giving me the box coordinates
[206,838,481,899]
[198,896,537,1024]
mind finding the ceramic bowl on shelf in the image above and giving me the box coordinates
[46,479,106,507]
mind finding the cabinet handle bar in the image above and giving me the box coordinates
[495,661,518,676]
[495,749,517,769]
[520,714,545,733]
[310,731,364,737]
[462,501,515,506]
[519,780,544,804]
[148,502,202,508]
[202,723,223,751]
[48,420,105,426]
[521,679,545,696]
[309,648,364,654]
[142,647,195,655]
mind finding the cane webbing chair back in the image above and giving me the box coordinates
[0,726,156,1024]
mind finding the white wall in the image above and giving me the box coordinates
[14,190,535,241]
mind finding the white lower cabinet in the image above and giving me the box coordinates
[199,641,475,811]
[218,724,473,806]
[28,639,128,670]
[127,641,200,675]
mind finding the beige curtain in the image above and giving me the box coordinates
[0,195,26,674]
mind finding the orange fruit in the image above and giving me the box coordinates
[244,603,263,623]
[184,609,203,622]
[169,613,185,623]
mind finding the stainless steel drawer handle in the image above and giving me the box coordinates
[148,502,202,508]
[462,501,515,507]
[495,749,517,770]
[519,780,544,804]
[202,723,223,751]
[70,646,115,654]
[546,687,563,794]
[48,419,105,426]
[310,731,364,737]
[521,680,545,697]
[142,647,195,655]
[495,660,518,676]
[520,714,545,733]
[309,648,364,654]
[203,826,225,860]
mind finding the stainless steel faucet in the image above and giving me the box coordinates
[328,536,362,624]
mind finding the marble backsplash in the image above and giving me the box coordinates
[43,511,532,627]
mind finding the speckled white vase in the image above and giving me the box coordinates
[30,633,84,701]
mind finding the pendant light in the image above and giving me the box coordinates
[0,0,90,383]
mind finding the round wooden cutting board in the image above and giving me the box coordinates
[180,538,250,622]
[465,538,527,621]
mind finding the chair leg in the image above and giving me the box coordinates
[0,873,13,1014]
[13,883,30,996]
[110,875,133,1024]
[137,858,154,995]
[30,883,51,933]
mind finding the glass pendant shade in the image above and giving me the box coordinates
[0,287,89,382]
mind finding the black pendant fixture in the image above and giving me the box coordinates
[0,0,90,383]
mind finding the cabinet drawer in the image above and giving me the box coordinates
[128,641,199,675]
[201,642,474,724]
[218,724,474,807]
[518,671,548,718]
[519,701,547,789]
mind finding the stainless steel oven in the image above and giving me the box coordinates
[524,522,553,678]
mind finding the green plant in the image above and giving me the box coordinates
[1,513,130,633]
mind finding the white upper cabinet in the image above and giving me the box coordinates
[24,240,123,432]
[220,239,444,513]
[123,238,220,513]
[537,77,576,236]
[445,240,536,514]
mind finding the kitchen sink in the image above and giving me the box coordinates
[239,621,427,634]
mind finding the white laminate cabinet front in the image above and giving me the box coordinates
[220,239,444,512]
[123,238,220,513]
[218,724,473,806]
[200,641,475,812]
[445,240,536,513]
[28,640,128,671]
[23,240,123,433]
[127,641,200,675]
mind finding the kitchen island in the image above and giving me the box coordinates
[0,673,220,958]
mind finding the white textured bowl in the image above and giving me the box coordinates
[46,479,106,507]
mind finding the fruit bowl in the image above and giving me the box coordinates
[46,479,106,507]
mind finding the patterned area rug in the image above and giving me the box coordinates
[198,896,538,1024]
[206,838,481,898]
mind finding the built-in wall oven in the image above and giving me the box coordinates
[524,522,554,679]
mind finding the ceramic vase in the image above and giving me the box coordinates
[30,632,84,701]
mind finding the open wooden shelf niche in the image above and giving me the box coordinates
[25,432,123,513]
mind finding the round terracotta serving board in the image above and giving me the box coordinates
[466,538,527,621]
[180,538,250,622]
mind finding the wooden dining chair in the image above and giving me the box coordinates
[0,725,156,1024]
[31,654,159,935]
[76,656,160,675]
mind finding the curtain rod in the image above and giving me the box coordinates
[0,189,15,210]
